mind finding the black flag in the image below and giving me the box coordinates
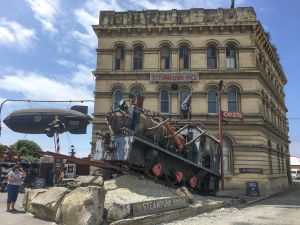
[231,0,235,9]
[180,93,192,119]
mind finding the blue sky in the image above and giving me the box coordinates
[0,0,299,157]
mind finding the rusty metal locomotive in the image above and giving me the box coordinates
[94,96,221,193]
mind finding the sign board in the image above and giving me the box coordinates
[246,181,260,197]
[239,168,263,174]
[132,196,188,217]
[222,111,244,119]
[32,178,46,189]
[54,158,62,169]
[150,72,199,82]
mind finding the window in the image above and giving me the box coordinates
[223,138,233,173]
[207,45,217,69]
[160,89,170,113]
[132,89,142,97]
[115,46,125,70]
[113,89,123,110]
[268,140,273,174]
[281,146,285,173]
[208,89,217,113]
[228,89,239,112]
[179,45,190,69]
[133,46,143,70]
[179,89,190,107]
[226,45,236,69]
[160,46,170,69]
[277,144,281,174]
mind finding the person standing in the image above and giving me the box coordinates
[6,165,26,212]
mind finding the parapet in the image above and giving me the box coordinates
[98,7,256,27]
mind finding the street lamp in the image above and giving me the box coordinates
[69,145,76,157]
[217,80,224,191]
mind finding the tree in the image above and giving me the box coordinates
[0,143,6,152]
[11,140,43,162]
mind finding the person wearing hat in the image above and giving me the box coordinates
[6,165,26,212]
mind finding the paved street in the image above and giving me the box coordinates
[163,181,300,225]
[0,192,54,225]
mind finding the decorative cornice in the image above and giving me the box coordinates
[255,22,287,85]
[95,8,256,28]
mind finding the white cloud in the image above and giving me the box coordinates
[0,18,37,49]
[26,0,60,34]
[128,0,183,10]
[57,59,94,86]
[72,0,125,57]
[57,59,76,68]
[71,64,94,86]
[0,70,93,102]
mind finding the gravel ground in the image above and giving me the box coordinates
[161,182,300,225]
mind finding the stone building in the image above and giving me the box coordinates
[92,7,290,195]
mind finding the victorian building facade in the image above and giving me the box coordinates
[92,7,290,195]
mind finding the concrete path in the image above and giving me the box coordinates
[161,181,300,225]
[0,192,55,225]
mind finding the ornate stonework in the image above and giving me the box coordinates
[99,8,256,27]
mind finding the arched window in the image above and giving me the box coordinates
[179,89,190,108]
[223,138,233,173]
[115,45,125,70]
[228,88,239,112]
[208,89,217,113]
[226,45,237,69]
[113,89,123,110]
[132,89,142,97]
[160,46,170,70]
[133,46,143,70]
[179,45,190,69]
[207,45,217,69]
[160,89,170,113]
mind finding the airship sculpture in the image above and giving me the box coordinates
[3,105,92,137]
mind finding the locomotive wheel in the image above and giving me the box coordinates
[189,176,197,189]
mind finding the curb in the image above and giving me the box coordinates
[110,198,243,225]
[243,191,282,205]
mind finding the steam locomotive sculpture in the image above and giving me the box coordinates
[94,96,221,193]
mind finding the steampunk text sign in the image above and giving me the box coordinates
[239,168,263,174]
[222,111,244,119]
[150,72,199,82]
[132,196,188,217]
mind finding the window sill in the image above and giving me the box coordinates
[224,174,233,178]
[207,113,218,116]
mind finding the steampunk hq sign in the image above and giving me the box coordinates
[150,72,199,82]
[132,196,188,217]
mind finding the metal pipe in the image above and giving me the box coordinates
[218,80,224,191]
[185,130,206,146]
[147,118,169,130]
[165,124,189,138]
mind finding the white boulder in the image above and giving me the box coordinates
[30,187,70,221]
[56,186,106,225]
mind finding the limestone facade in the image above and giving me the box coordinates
[92,7,290,195]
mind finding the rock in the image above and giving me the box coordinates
[22,189,47,212]
[56,186,106,225]
[175,186,194,204]
[30,187,70,221]
[75,175,103,187]
[107,202,131,221]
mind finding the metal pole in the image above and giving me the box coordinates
[218,80,224,191]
